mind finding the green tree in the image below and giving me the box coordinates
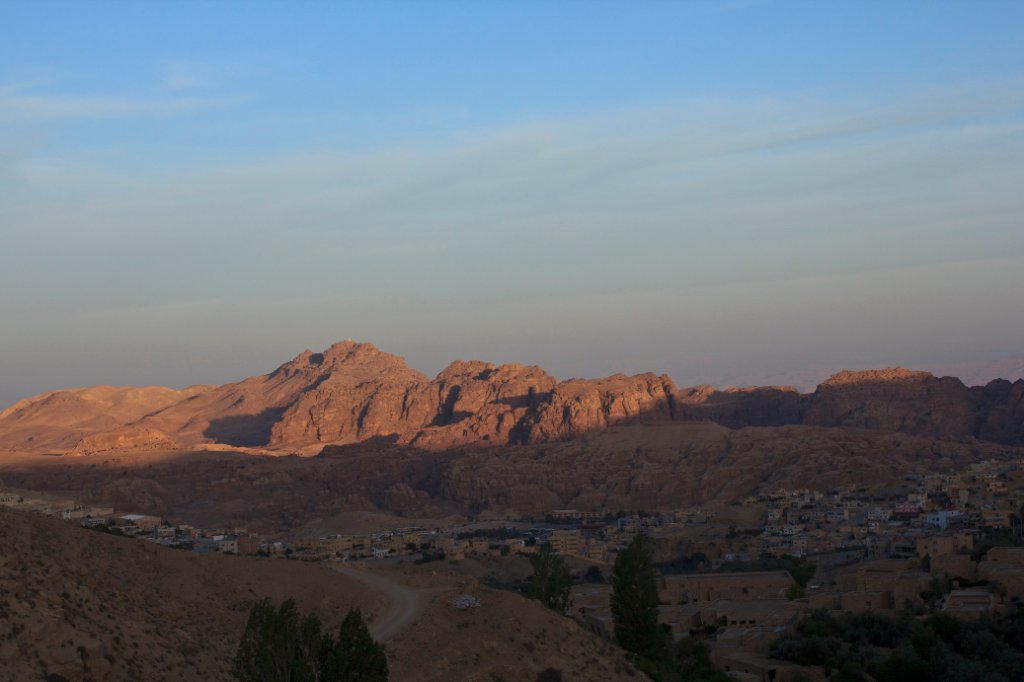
[529,545,572,613]
[670,638,733,681]
[233,598,325,682]
[584,565,605,583]
[324,608,389,681]
[234,600,388,682]
[612,534,663,658]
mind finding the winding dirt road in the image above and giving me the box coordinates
[332,567,451,642]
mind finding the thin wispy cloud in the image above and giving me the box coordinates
[163,73,200,91]
[0,84,242,121]
[158,60,238,92]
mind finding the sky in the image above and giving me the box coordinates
[2,0,1024,406]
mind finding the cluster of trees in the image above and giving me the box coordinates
[771,607,1024,681]
[524,548,605,609]
[233,598,387,681]
[520,527,1024,682]
[526,534,730,680]
[610,536,732,681]
[971,525,1024,561]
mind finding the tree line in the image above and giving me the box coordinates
[528,535,731,681]
[771,606,1024,681]
[233,598,387,682]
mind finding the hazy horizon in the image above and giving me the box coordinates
[3,1,1023,407]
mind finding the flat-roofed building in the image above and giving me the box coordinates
[116,514,160,531]
[944,589,996,618]
[662,571,794,604]
[550,529,582,556]
[916,533,973,558]
[711,651,824,682]
[701,599,800,629]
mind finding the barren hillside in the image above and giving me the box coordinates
[0,508,637,682]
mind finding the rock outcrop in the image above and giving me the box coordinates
[68,427,178,456]
[525,373,676,443]
[974,379,1024,445]
[136,341,396,447]
[803,368,977,438]
[267,341,431,446]
[675,385,806,428]
[404,361,557,449]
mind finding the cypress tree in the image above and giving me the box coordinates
[331,608,389,682]
[528,545,572,613]
[611,534,663,658]
[233,598,324,682]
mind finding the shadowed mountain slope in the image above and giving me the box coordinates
[3,422,1019,532]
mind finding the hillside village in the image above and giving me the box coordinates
[6,455,1024,680]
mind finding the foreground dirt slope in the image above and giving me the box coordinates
[0,507,375,682]
[0,509,639,681]
[388,582,638,682]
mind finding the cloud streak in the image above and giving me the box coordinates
[0,84,242,121]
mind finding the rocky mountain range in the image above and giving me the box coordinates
[1,340,1022,455]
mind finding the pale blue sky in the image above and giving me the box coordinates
[2,1,1024,405]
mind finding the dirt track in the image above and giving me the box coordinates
[331,567,450,641]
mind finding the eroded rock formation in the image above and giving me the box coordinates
[803,368,977,438]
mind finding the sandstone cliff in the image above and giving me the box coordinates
[525,372,676,443]
[267,341,431,446]
[805,368,977,438]
[403,361,557,449]
[68,427,179,456]
[675,385,806,428]
[974,378,1024,445]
